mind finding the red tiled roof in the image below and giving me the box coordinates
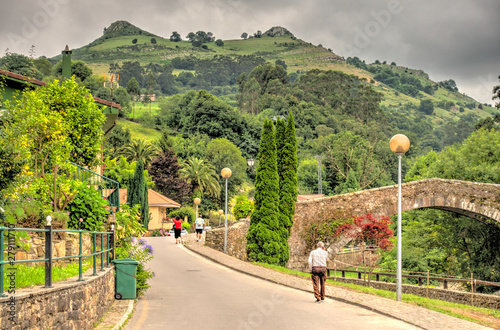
[0,69,121,110]
[116,189,181,208]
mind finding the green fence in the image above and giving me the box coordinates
[0,222,115,297]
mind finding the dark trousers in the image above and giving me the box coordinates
[311,266,326,300]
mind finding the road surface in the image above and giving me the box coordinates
[125,236,419,330]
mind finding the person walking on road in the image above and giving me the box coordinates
[173,216,183,244]
[308,241,329,302]
[195,216,205,242]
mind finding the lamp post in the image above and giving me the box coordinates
[390,134,410,302]
[218,209,223,226]
[194,197,201,220]
[247,158,255,168]
[221,167,232,254]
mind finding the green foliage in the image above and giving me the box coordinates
[297,158,329,194]
[118,139,159,167]
[0,52,43,79]
[277,113,298,233]
[127,160,148,228]
[246,118,289,266]
[169,206,196,223]
[114,204,145,256]
[407,128,500,183]
[205,138,247,202]
[419,99,434,115]
[340,169,361,194]
[67,185,109,231]
[180,157,220,198]
[301,217,353,251]
[232,195,254,220]
[494,75,500,110]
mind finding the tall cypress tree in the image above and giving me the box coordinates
[279,112,298,232]
[127,160,148,228]
[246,118,288,265]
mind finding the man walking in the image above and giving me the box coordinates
[308,241,329,302]
[195,215,205,242]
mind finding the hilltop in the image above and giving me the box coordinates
[57,20,498,134]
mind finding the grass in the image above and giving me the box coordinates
[253,262,500,328]
[117,118,162,142]
[3,260,92,290]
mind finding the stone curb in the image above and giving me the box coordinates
[111,299,134,330]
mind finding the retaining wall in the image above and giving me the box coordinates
[0,267,115,329]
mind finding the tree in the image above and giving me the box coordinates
[33,57,52,76]
[170,31,182,42]
[104,124,131,158]
[132,38,138,44]
[0,52,43,79]
[418,99,434,115]
[241,32,248,39]
[204,138,247,202]
[53,60,93,82]
[494,75,500,110]
[180,157,220,198]
[246,118,289,266]
[277,113,298,237]
[149,149,192,205]
[151,38,157,44]
[126,77,141,118]
[104,156,154,189]
[127,160,149,228]
[118,139,159,167]
[275,59,287,70]
[340,169,361,193]
[215,39,224,47]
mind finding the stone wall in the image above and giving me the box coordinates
[331,276,500,310]
[14,232,96,266]
[205,219,250,261]
[0,267,115,329]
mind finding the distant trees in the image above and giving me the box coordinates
[180,157,220,198]
[254,30,262,38]
[494,75,500,109]
[439,79,458,92]
[186,31,215,47]
[53,60,93,82]
[150,38,157,44]
[118,139,159,167]
[241,32,248,39]
[275,59,287,70]
[170,31,182,42]
[132,38,138,44]
[215,39,224,47]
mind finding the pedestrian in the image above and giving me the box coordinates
[173,216,183,244]
[308,241,329,302]
[194,215,205,242]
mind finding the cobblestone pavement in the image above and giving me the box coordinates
[97,233,492,330]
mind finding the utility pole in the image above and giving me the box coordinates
[315,155,323,194]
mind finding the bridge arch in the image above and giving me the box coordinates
[287,178,500,268]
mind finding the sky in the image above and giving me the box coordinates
[1,0,499,105]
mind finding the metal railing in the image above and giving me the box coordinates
[326,267,500,293]
[66,160,120,213]
[0,222,115,297]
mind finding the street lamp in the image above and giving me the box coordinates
[221,167,232,254]
[194,197,201,220]
[218,209,224,226]
[247,158,255,168]
[390,134,410,302]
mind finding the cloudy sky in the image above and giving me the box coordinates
[1,0,499,104]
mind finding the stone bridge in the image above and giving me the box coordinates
[287,178,500,269]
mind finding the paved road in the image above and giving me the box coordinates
[125,237,418,330]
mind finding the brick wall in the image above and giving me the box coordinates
[0,267,115,329]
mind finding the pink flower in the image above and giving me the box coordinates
[79,218,83,222]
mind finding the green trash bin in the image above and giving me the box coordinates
[112,259,139,299]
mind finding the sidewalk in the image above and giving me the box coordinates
[97,233,492,330]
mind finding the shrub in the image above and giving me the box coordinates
[151,228,169,237]
[67,186,109,231]
[169,206,196,223]
[232,195,254,220]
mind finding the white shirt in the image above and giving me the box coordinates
[308,247,328,268]
[195,217,205,229]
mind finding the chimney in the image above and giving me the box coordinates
[62,45,72,80]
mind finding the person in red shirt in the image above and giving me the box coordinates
[173,216,183,244]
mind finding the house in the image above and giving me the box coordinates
[117,189,181,231]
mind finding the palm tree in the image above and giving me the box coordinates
[118,139,159,167]
[180,157,220,198]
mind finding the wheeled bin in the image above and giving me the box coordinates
[112,258,139,299]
